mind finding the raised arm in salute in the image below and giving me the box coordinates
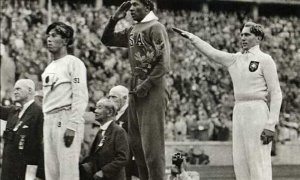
[101,1,170,180]
[173,22,282,180]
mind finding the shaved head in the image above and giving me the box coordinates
[109,85,129,98]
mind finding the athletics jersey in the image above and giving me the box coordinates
[228,45,277,100]
[101,12,170,91]
[42,55,88,130]
[127,19,170,79]
[221,45,282,131]
[189,44,282,131]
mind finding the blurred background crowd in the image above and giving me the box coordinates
[1,0,300,144]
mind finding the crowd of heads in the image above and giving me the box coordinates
[1,1,299,141]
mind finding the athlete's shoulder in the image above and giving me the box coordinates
[63,55,86,72]
[65,54,81,61]
[65,55,85,64]
[149,20,168,36]
[257,50,277,69]
[256,49,272,60]
[151,20,166,29]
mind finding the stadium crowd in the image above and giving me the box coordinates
[1,1,300,143]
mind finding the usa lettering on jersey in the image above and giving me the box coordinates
[129,33,144,47]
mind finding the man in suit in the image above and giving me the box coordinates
[0,79,44,180]
[108,85,129,132]
[108,85,139,180]
[80,98,129,180]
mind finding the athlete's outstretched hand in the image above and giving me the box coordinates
[172,27,192,39]
[112,1,132,21]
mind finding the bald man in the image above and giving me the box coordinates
[0,79,44,180]
[108,85,139,180]
[108,85,129,131]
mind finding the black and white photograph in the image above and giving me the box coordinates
[0,0,300,179]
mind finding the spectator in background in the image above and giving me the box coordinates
[174,116,187,141]
[185,111,198,139]
[1,97,13,106]
[185,147,197,165]
[165,119,175,141]
[197,149,210,165]
[0,43,15,101]
[197,110,214,141]
[211,113,231,141]
[278,113,299,143]
[101,1,170,179]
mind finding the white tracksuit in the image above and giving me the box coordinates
[228,45,282,180]
[190,41,282,179]
[42,55,88,180]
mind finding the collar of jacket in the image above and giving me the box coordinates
[242,45,260,54]
[138,11,159,23]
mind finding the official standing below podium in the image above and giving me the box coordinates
[80,98,129,180]
[0,79,44,180]
[108,85,139,180]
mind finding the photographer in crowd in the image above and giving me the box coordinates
[168,153,200,180]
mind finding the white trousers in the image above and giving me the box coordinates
[43,110,84,180]
[233,100,272,180]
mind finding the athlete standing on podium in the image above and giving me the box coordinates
[101,1,170,179]
[42,22,88,180]
[173,22,282,180]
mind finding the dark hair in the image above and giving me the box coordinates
[139,0,155,11]
[240,22,265,40]
[46,22,74,45]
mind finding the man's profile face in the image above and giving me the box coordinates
[14,82,30,103]
[46,29,66,53]
[94,102,110,122]
[240,26,259,50]
[130,0,149,22]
